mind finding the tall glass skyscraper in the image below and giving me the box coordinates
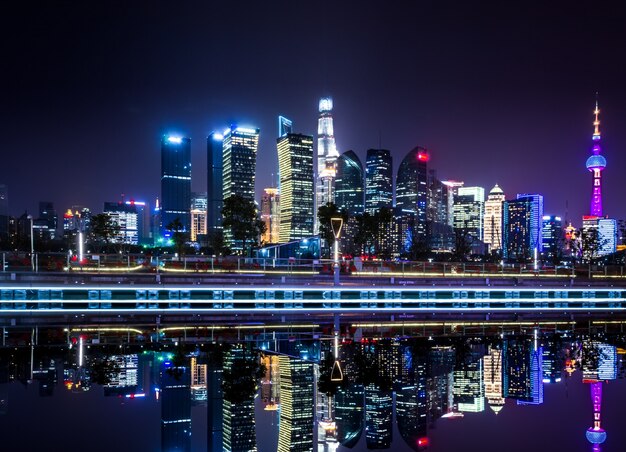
[365,149,392,215]
[207,132,224,233]
[277,133,314,243]
[316,97,339,228]
[335,150,364,215]
[161,135,191,235]
[453,186,485,242]
[396,146,429,238]
[277,356,314,452]
[503,194,544,260]
[222,126,259,249]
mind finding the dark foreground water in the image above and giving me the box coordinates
[1,330,625,452]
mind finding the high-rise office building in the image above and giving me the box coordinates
[277,355,315,452]
[261,188,280,244]
[482,348,505,414]
[396,146,429,239]
[277,133,314,243]
[453,354,485,412]
[104,201,145,245]
[190,192,207,243]
[484,184,505,251]
[503,194,544,260]
[503,338,542,403]
[207,132,224,233]
[335,150,365,255]
[335,384,364,448]
[38,202,57,238]
[582,216,617,257]
[315,97,339,230]
[364,383,393,449]
[586,99,607,217]
[427,171,454,251]
[364,149,393,215]
[222,347,257,452]
[161,363,192,452]
[335,150,364,215]
[453,186,485,242]
[541,215,563,262]
[222,126,259,249]
[161,135,191,236]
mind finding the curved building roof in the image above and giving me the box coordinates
[586,154,607,170]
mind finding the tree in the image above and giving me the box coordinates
[317,202,349,258]
[353,208,392,258]
[166,217,188,258]
[451,228,472,262]
[89,213,120,252]
[222,349,265,403]
[221,195,266,256]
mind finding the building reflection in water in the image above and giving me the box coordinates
[2,329,626,451]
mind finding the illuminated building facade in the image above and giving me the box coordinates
[453,353,484,412]
[582,216,618,258]
[586,99,606,217]
[365,149,393,215]
[482,348,505,414]
[207,132,224,233]
[190,192,207,243]
[161,362,192,452]
[260,188,280,244]
[161,135,191,235]
[277,133,314,243]
[222,347,257,452]
[396,146,429,239]
[484,184,505,251]
[277,355,315,452]
[503,338,542,404]
[222,126,259,250]
[315,97,339,231]
[453,186,485,242]
[364,383,393,449]
[427,171,454,251]
[104,201,141,245]
[190,356,208,402]
[335,384,364,448]
[335,150,364,255]
[503,194,544,261]
[541,215,563,262]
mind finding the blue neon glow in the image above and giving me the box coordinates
[167,136,182,144]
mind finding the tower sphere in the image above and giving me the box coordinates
[586,154,606,171]
[586,428,607,445]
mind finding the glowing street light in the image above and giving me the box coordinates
[330,217,343,286]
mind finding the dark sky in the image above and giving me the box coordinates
[2,1,626,225]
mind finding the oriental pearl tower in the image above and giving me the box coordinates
[585,382,607,452]
[586,98,607,217]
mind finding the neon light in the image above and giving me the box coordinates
[167,136,182,144]
[78,336,84,367]
[417,152,429,162]
[235,127,257,134]
[212,133,223,140]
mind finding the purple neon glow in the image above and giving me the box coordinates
[586,381,607,450]
[587,100,605,217]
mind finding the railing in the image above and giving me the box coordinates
[0,251,625,279]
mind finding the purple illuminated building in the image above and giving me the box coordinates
[585,381,607,452]
[586,99,606,217]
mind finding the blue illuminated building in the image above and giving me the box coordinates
[503,194,544,261]
[161,361,192,452]
[207,132,224,233]
[161,135,191,236]
[365,149,393,215]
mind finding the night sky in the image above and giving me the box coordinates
[2,1,626,226]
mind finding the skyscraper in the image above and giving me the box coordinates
[364,383,393,449]
[335,151,364,215]
[260,188,280,244]
[482,348,505,415]
[541,215,563,262]
[484,184,505,252]
[277,133,315,242]
[277,355,315,452]
[335,150,364,255]
[586,382,607,452]
[161,135,191,235]
[190,192,207,243]
[453,186,485,242]
[279,116,293,137]
[315,97,339,229]
[365,149,393,215]
[104,201,140,244]
[453,353,485,412]
[586,99,607,217]
[503,194,544,260]
[161,362,192,452]
[396,146,429,240]
[222,126,259,249]
[207,132,224,233]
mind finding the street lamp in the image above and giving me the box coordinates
[27,215,34,272]
[330,217,343,286]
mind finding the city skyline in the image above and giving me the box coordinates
[2,2,626,226]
